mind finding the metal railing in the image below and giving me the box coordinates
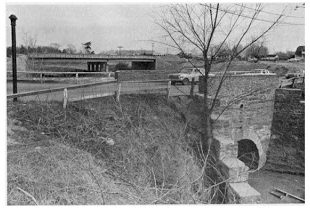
[7,80,117,100]
[7,78,174,104]
[213,70,276,76]
[279,76,305,88]
[7,71,114,83]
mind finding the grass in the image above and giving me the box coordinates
[7,94,230,205]
[14,56,303,83]
[118,60,304,81]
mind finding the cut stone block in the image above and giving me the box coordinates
[220,158,249,183]
[214,137,238,160]
[229,182,261,204]
[219,147,238,161]
[231,127,243,142]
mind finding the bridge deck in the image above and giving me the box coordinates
[28,54,156,62]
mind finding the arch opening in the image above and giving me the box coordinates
[237,139,259,170]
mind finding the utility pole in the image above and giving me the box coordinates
[117,46,123,55]
[9,14,18,102]
[152,43,154,55]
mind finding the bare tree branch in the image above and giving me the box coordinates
[155,3,285,153]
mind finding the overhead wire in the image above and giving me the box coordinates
[234,3,305,19]
[203,4,305,26]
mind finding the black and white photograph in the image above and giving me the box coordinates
[4,0,306,205]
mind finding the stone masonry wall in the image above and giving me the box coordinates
[199,75,279,149]
[264,88,305,174]
[197,75,280,203]
[198,75,280,170]
[176,74,280,203]
[198,75,279,105]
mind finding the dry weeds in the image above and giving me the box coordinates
[7,94,232,205]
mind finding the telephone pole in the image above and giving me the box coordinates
[117,46,123,55]
[152,43,154,55]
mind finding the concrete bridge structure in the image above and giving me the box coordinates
[28,54,157,71]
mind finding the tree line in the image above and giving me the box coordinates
[6,41,95,57]
[181,42,295,61]
[6,44,78,57]
[6,41,296,60]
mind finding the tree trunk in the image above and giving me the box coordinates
[202,53,214,155]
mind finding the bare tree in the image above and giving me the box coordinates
[156,3,284,155]
[21,31,39,70]
[49,43,61,50]
[22,31,38,50]
[66,44,77,54]
[245,38,269,58]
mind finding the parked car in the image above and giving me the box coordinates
[243,69,276,75]
[247,56,258,63]
[288,57,302,62]
[260,55,279,62]
[285,73,303,79]
[169,68,206,85]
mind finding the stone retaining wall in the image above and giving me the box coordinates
[198,75,279,170]
[199,75,279,104]
[264,88,305,174]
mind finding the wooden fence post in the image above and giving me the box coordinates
[190,78,195,97]
[114,71,119,80]
[167,81,171,99]
[63,88,68,109]
[115,83,121,102]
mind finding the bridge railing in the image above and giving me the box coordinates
[28,53,156,60]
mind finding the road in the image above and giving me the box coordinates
[7,80,199,102]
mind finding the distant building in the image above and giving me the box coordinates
[260,54,279,62]
[177,52,192,59]
[214,49,231,61]
[295,46,305,58]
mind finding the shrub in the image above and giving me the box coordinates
[115,62,130,71]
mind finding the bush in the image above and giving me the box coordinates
[115,62,130,71]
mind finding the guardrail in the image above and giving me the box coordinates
[7,80,117,100]
[7,71,115,83]
[124,79,170,83]
[7,79,173,105]
[213,70,275,75]
[279,76,305,88]
[213,71,252,74]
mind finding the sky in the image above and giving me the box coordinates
[5,2,305,54]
